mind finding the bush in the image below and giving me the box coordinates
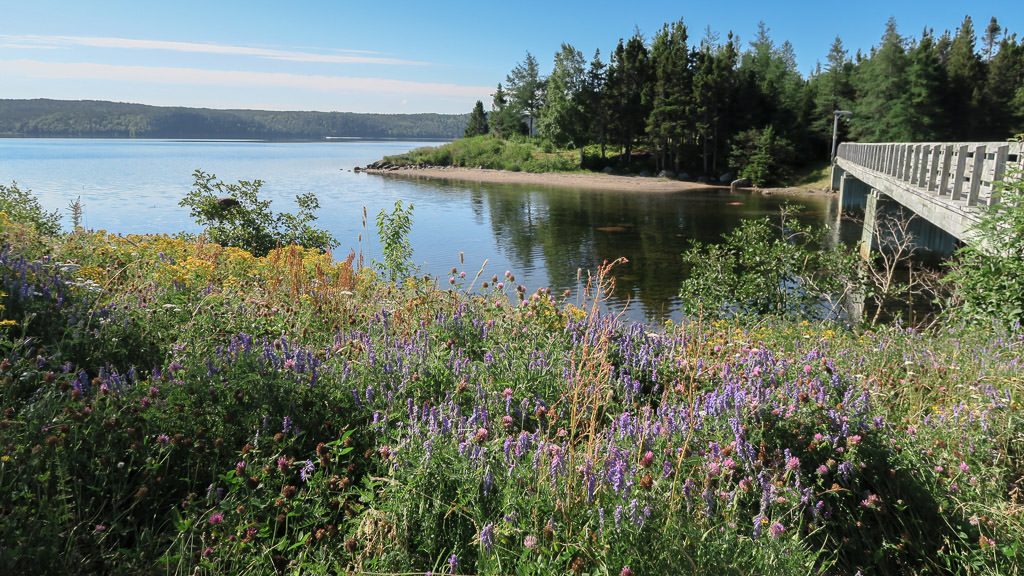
[179,170,336,257]
[680,205,857,320]
[0,182,61,236]
[382,135,579,173]
[943,166,1024,331]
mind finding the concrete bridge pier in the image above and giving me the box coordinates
[833,172,959,260]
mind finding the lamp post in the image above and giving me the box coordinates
[831,110,853,162]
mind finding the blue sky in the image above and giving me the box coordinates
[2,0,1021,114]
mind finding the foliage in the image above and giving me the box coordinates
[729,126,796,187]
[606,33,653,164]
[537,43,588,158]
[375,200,415,283]
[464,100,489,138]
[680,204,856,319]
[0,182,61,236]
[504,52,545,136]
[0,99,468,139]
[647,19,693,174]
[382,135,579,173]
[944,167,1024,330]
[179,170,336,257]
[487,83,526,138]
[453,13,1024,182]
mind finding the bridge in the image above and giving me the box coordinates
[831,141,1023,257]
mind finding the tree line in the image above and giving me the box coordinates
[0,99,469,140]
[465,16,1024,185]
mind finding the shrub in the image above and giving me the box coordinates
[0,182,61,236]
[679,205,857,320]
[179,170,336,257]
[944,166,1024,330]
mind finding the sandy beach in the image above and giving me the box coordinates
[360,166,726,193]
[359,166,829,197]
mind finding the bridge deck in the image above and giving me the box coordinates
[836,141,1022,243]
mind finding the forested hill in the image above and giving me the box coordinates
[0,99,468,140]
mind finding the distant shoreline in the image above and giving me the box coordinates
[360,166,829,196]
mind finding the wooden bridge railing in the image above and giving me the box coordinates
[837,141,1023,207]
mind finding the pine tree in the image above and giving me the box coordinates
[538,44,588,162]
[606,32,652,165]
[489,83,524,138]
[647,19,693,173]
[945,16,985,139]
[582,50,609,158]
[981,33,1024,137]
[982,16,1002,61]
[505,52,545,136]
[851,18,914,141]
[464,101,489,137]
[736,22,805,145]
[693,31,739,174]
[808,36,855,157]
[906,30,948,140]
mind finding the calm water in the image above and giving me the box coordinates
[0,138,837,322]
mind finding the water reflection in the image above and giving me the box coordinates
[434,181,832,321]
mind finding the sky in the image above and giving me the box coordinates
[2,0,1021,114]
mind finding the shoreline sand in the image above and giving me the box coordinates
[358,166,829,197]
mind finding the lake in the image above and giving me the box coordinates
[0,138,838,322]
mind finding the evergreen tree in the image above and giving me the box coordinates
[606,32,653,165]
[982,16,1002,61]
[582,50,609,158]
[489,83,524,138]
[851,18,914,141]
[647,19,693,173]
[464,101,489,137]
[981,33,1024,137]
[505,52,545,136]
[538,44,588,162]
[906,30,948,140]
[693,31,739,174]
[807,36,855,158]
[737,22,805,139]
[945,16,985,139]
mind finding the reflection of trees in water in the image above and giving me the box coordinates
[473,182,830,319]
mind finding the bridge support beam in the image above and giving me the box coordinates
[859,190,881,260]
[838,173,872,214]
[830,163,845,192]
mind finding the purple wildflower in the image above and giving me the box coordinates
[300,460,315,483]
[769,522,785,538]
[208,512,224,525]
[447,553,458,573]
[479,522,494,553]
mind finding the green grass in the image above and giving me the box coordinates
[382,135,581,173]
[788,161,834,189]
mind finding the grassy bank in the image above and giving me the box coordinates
[1,210,1022,574]
[381,135,580,173]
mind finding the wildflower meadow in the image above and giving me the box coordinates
[0,182,1022,575]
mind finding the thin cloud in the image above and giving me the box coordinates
[0,59,489,98]
[0,34,428,66]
